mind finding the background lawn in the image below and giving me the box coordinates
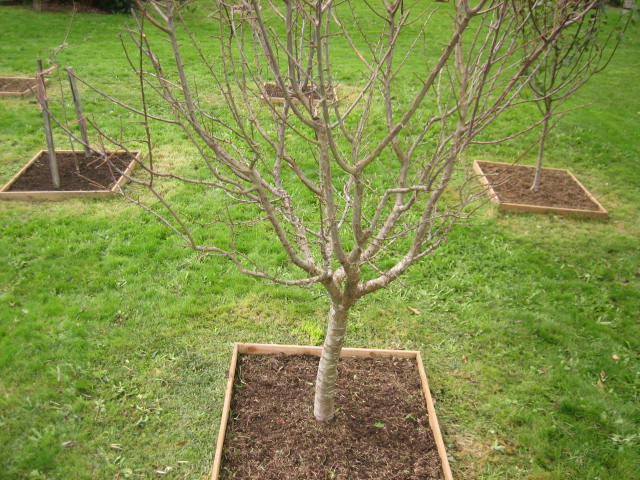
[0,3,639,479]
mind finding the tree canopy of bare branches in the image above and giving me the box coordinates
[84,0,608,422]
[518,0,631,190]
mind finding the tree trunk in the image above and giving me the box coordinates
[531,113,550,192]
[37,60,60,189]
[65,67,90,160]
[313,299,349,422]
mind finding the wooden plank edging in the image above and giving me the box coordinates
[416,351,453,480]
[211,343,239,480]
[238,342,419,358]
[211,342,453,480]
[472,159,500,206]
[473,160,608,218]
[112,152,139,192]
[0,150,42,192]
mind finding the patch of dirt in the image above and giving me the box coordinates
[264,83,333,102]
[477,161,601,211]
[221,354,444,480]
[6,151,134,192]
[0,77,37,95]
[46,3,107,13]
[451,433,494,479]
[0,0,107,13]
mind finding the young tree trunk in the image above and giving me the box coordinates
[531,112,551,192]
[314,299,350,422]
[65,67,91,160]
[37,60,60,188]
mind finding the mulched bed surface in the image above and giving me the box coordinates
[0,1,108,13]
[264,83,331,101]
[478,161,600,211]
[7,151,133,192]
[222,354,443,480]
[0,77,36,94]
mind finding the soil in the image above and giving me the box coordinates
[0,77,37,95]
[221,354,443,480]
[264,83,332,102]
[0,1,108,13]
[6,151,134,192]
[477,161,601,211]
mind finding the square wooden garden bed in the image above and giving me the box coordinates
[211,343,453,480]
[0,150,139,201]
[0,76,39,98]
[473,160,608,218]
[261,82,337,105]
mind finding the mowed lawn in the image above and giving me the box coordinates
[0,3,639,480]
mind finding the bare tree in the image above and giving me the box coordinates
[519,0,630,191]
[85,0,603,422]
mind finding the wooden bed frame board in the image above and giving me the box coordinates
[0,150,139,200]
[473,160,608,219]
[0,76,41,98]
[211,342,453,480]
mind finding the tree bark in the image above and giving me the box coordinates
[531,112,550,192]
[37,60,60,189]
[65,67,90,159]
[314,298,350,422]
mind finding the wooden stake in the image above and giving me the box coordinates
[37,59,60,188]
[65,67,90,157]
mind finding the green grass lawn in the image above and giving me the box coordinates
[1,3,639,479]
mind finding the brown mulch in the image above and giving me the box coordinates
[477,161,601,211]
[264,83,332,101]
[0,77,37,94]
[221,354,444,480]
[6,1,109,13]
[6,151,134,192]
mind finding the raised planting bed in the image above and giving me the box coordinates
[0,150,139,201]
[473,160,608,218]
[262,82,337,105]
[212,343,453,480]
[0,76,39,97]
